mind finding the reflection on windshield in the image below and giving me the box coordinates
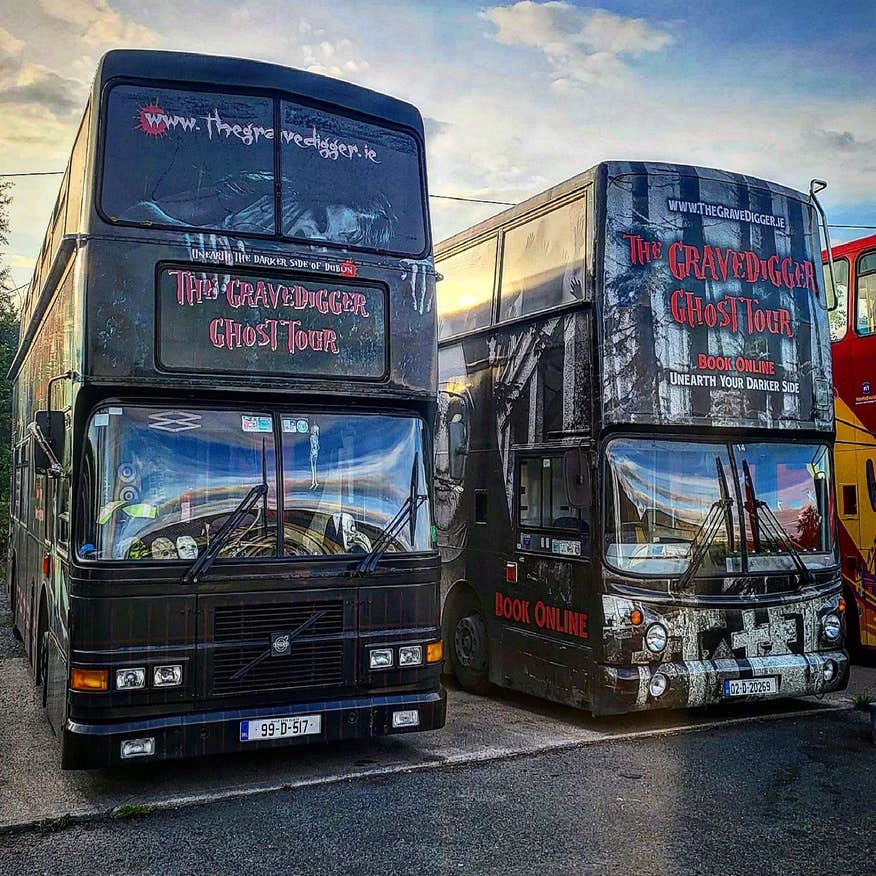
[281,414,431,556]
[605,439,737,576]
[80,407,432,561]
[604,438,834,577]
[81,408,277,561]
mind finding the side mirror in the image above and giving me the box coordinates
[32,410,65,475]
[563,446,591,508]
[448,416,467,481]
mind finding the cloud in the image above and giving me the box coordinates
[36,0,158,49]
[0,64,83,116]
[0,26,24,58]
[482,1,671,86]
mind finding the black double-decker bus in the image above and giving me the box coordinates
[435,161,848,714]
[8,50,445,768]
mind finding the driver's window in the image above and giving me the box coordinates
[517,455,580,531]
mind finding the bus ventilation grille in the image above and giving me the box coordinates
[212,600,345,642]
[212,641,346,695]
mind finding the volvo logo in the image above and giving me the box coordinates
[271,633,291,656]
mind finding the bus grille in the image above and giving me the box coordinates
[213,600,345,642]
[212,641,345,695]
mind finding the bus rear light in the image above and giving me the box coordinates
[426,641,444,664]
[42,554,51,577]
[71,667,109,692]
[121,737,155,759]
[505,562,517,583]
[838,597,846,613]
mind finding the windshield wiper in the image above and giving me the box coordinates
[356,453,427,576]
[181,483,268,585]
[740,459,814,585]
[676,456,734,591]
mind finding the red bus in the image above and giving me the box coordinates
[824,233,876,655]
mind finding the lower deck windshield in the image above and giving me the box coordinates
[79,406,431,561]
[604,437,835,582]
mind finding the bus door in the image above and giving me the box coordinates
[498,449,592,706]
[853,449,876,647]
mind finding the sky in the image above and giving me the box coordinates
[1,0,874,294]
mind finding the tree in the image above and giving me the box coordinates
[0,181,20,559]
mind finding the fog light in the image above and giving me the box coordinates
[120,737,155,759]
[822,613,842,643]
[392,709,419,729]
[399,645,423,667]
[823,659,838,682]
[645,623,668,654]
[116,668,146,690]
[649,673,669,698]
[369,648,393,669]
[153,664,183,687]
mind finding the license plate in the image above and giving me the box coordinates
[240,714,322,742]
[723,676,779,698]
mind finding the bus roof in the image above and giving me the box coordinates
[823,233,876,261]
[436,160,811,256]
[95,49,425,137]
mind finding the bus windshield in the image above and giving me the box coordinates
[79,406,432,561]
[101,84,426,256]
[604,437,834,579]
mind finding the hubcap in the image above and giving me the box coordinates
[454,612,487,672]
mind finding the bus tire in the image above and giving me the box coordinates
[448,589,491,695]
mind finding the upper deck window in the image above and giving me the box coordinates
[102,86,275,235]
[279,101,426,256]
[855,251,876,336]
[437,237,497,340]
[101,84,427,256]
[823,256,849,342]
[498,196,586,322]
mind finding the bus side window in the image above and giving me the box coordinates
[855,252,876,335]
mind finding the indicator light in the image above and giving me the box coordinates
[426,641,444,664]
[70,667,109,691]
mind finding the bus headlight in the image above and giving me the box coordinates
[116,667,146,690]
[369,648,393,669]
[822,613,842,643]
[649,673,669,698]
[645,623,668,653]
[399,645,423,667]
[153,665,183,687]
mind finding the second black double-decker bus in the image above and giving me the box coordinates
[8,50,445,768]
[435,161,848,715]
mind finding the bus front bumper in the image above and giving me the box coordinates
[591,651,849,716]
[63,689,446,769]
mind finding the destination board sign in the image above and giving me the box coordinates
[157,266,386,378]
[601,162,833,430]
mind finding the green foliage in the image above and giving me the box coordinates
[0,180,20,560]
[851,692,874,711]
[111,803,157,819]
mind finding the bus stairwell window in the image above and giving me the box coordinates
[842,484,858,517]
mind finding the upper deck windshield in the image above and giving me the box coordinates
[604,437,835,583]
[79,406,431,562]
[101,84,427,256]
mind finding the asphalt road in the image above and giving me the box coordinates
[1,708,874,876]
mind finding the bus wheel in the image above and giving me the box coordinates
[449,591,491,695]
